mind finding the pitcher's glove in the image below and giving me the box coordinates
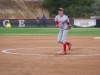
[66,25,71,30]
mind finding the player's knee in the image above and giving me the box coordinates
[62,40,66,44]
[57,40,62,43]
[63,42,66,44]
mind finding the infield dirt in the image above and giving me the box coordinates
[0,36,100,75]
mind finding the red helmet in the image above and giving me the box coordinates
[58,8,64,11]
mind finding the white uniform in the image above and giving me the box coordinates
[55,15,70,44]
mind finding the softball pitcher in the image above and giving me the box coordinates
[55,8,72,55]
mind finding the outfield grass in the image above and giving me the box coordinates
[0,28,100,36]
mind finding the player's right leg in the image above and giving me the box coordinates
[61,30,68,54]
[57,30,68,55]
[57,29,63,43]
[61,30,72,54]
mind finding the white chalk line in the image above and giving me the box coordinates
[94,37,100,40]
[2,47,100,57]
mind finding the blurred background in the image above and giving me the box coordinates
[0,0,100,28]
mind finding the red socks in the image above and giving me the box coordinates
[63,42,71,53]
[66,42,70,45]
[63,43,66,53]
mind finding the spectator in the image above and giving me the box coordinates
[36,17,41,27]
[42,14,47,27]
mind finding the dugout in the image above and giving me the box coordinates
[96,19,100,28]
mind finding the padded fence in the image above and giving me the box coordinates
[0,18,99,28]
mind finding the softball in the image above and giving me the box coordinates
[6,23,11,29]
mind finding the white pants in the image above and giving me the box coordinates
[57,29,68,44]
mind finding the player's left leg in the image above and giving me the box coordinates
[66,42,72,50]
[57,29,63,43]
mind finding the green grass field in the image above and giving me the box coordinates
[0,28,100,36]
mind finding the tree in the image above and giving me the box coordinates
[43,0,94,18]
[91,0,100,15]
